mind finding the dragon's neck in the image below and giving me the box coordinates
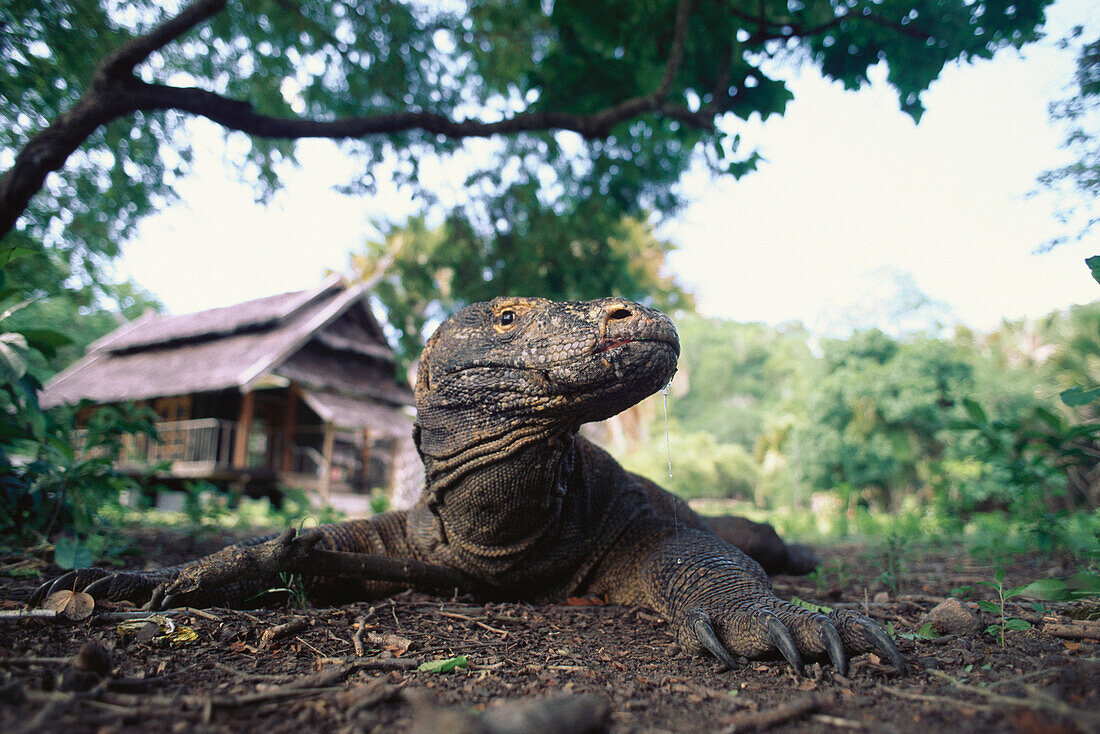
[410,414,576,578]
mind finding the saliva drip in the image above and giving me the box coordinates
[662,382,673,481]
[663,380,683,563]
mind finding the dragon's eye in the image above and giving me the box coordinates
[499,310,516,326]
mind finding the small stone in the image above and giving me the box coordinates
[873,591,890,604]
[923,598,981,636]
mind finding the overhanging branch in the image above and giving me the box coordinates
[0,0,706,244]
[124,80,715,142]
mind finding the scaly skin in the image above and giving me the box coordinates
[34,297,902,674]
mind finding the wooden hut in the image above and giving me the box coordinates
[40,277,420,504]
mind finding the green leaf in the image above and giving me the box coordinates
[1060,386,1100,407]
[1004,619,1032,631]
[976,600,1001,614]
[962,398,988,425]
[790,597,834,614]
[1014,577,1081,601]
[1087,255,1100,286]
[0,333,29,383]
[54,537,94,570]
[20,328,72,351]
[417,655,469,673]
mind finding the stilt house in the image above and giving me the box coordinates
[40,277,420,504]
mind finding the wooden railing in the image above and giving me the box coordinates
[115,418,238,473]
[77,420,386,491]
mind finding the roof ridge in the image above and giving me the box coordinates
[104,276,344,353]
[236,280,370,391]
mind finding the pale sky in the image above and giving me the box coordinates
[118,0,1099,335]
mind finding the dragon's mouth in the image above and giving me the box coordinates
[595,338,633,354]
[594,336,678,356]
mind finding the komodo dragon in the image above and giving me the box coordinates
[34,297,902,674]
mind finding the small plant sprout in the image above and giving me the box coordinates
[976,568,1032,647]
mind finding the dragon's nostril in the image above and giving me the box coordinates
[608,307,632,320]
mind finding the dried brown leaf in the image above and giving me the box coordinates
[367,631,412,656]
[42,589,94,621]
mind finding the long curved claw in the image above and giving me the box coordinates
[690,613,739,670]
[46,571,79,599]
[765,614,804,675]
[30,577,59,606]
[860,620,905,674]
[820,621,847,676]
[82,576,115,600]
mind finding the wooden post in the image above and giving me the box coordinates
[359,429,373,490]
[232,390,256,469]
[280,386,299,474]
[319,422,336,504]
[385,440,398,498]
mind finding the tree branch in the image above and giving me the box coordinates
[122,79,712,142]
[0,0,708,245]
[98,0,227,81]
[656,0,699,100]
[728,4,930,45]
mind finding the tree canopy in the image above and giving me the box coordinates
[1038,27,1100,248]
[2,0,1055,303]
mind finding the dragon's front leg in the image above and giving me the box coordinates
[594,522,903,675]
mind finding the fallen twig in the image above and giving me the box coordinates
[352,615,368,656]
[0,609,62,621]
[213,662,295,682]
[1041,622,1100,641]
[809,713,867,729]
[880,686,994,713]
[0,655,71,665]
[438,610,509,636]
[16,679,110,734]
[929,670,1100,728]
[344,678,401,719]
[260,616,309,647]
[316,654,421,671]
[720,693,831,733]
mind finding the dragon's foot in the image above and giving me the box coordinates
[676,599,903,676]
[644,534,904,676]
[30,568,168,607]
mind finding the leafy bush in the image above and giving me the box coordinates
[0,298,159,550]
[620,430,759,501]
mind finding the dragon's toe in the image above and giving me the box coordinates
[830,609,906,673]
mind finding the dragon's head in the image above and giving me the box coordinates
[415,297,680,434]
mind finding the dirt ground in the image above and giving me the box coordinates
[1,527,1098,734]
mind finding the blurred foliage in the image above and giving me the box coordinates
[621,430,759,502]
[621,298,1100,557]
[2,274,163,376]
[0,302,161,549]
